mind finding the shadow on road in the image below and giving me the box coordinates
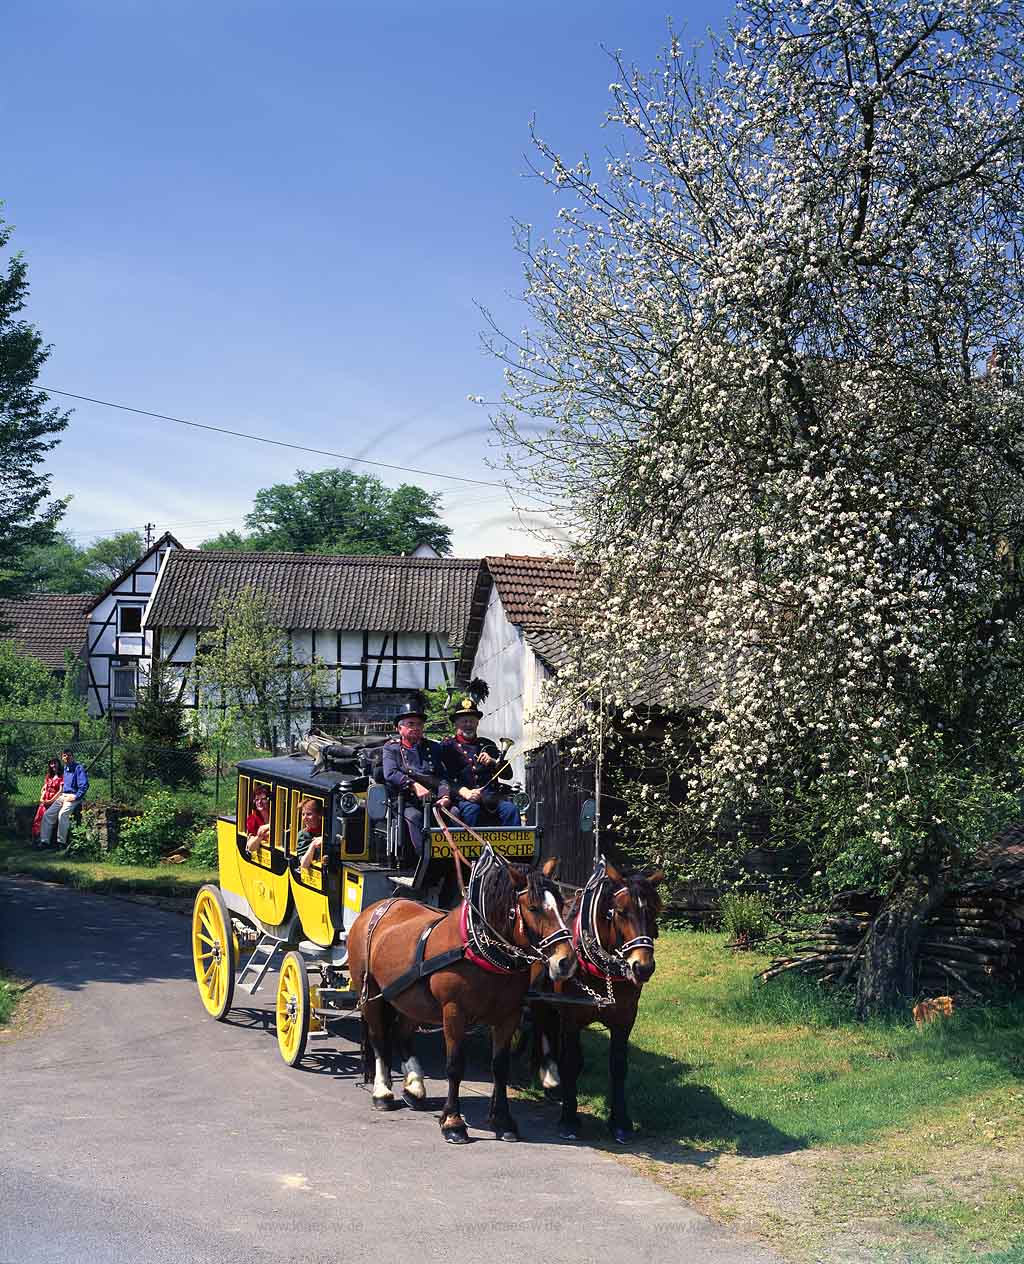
[0,876,195,993]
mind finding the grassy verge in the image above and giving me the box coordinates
[0,970,18,1026]
[543,929,1024,1263]
[0,833,215,903]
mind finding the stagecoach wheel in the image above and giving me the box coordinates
[191,885,236,1021]
[276,951,310,1067]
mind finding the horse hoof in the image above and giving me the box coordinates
[611,1126,632,1146]
[486,1116,519,1142]
[443,1126,470,1145]
[402,1089,427,1111]
[558,1125,578,1141]
[372,1095,397,1112]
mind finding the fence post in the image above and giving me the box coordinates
[214,745,221,808]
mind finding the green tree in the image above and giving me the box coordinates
[20,530,95,593]
[81,531,143,584]
[0,640,53,707]
[189,587,325,752]
[198,529,250,552]
[495,0,1024,1016]
[22,529,144,593]
[199,468,452,555]
[119,660,204,791]
[0,216,71,599]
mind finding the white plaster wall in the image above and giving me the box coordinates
[85,581,160,716]
[521,643,554,756]
[470,589,528,782]
[154,626,455,710]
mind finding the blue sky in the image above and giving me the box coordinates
[4,0,730,556]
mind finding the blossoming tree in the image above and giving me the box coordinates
[491,0,1024,1016]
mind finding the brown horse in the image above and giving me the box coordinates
[347,845,577,1144]
[533,857,664,1144]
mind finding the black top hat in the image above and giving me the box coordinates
[451,695,483,721]
[394,699,427,725]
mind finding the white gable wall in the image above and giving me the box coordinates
[85,542,177,717]
[469,590,522,781]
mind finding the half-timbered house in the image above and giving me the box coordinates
[143,550,480,736]
[84,533,182,717]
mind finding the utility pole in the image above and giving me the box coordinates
[144,522,155,549]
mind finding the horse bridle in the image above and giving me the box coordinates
[575,858,656,979]
[465,845,572,970]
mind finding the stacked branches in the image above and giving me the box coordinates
[492,0,1024,1016]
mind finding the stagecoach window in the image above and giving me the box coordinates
[236,775,250,838]
[275,785,288,851]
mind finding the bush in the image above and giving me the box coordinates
[62,808,103,860]
[186,825,218,868]
[114,790,181,865]
[720,892,775,946]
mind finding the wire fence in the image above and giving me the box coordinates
[3,734,243,816]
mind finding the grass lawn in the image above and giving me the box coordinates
[0,833,215,902]
[550,930,1024,1264]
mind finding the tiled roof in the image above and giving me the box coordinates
[144,551,482,642]
[85,531,183,613]
[484,555,581,626]
[0,594,92,668]
[522,627,574,672]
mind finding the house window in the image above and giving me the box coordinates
[119,606,144,634]
[111,666,137,701]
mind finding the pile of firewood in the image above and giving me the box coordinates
[759,823,1024,1001]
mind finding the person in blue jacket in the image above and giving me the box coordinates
[438,697,521,828]
[381,700,449,859]
[39,747,89,850]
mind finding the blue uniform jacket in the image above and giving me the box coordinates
[381,739,448,798]
[438,736,511,794]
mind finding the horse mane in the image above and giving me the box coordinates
[479,863,559,927]
[526,868,558,910]
[480,862,520,928]
[626,873,664,919]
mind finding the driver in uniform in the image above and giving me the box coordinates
[438,697,522,828]
[381,699,449,859]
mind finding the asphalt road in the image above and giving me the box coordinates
[0,877,780,1264]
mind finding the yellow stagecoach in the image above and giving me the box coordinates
[190,735,540,1065]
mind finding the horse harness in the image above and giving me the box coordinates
[462,844,571,974]
[360,847,572,1002]
[572,859,656,987]
[360,898,465,1005]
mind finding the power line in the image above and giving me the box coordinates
[41,386,515,490]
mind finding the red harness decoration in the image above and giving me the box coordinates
[460,900,518,975]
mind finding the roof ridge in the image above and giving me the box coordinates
[175,551,480,565]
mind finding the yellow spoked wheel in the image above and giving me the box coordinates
[192,885,236,1020]
[276,950,310,1067]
